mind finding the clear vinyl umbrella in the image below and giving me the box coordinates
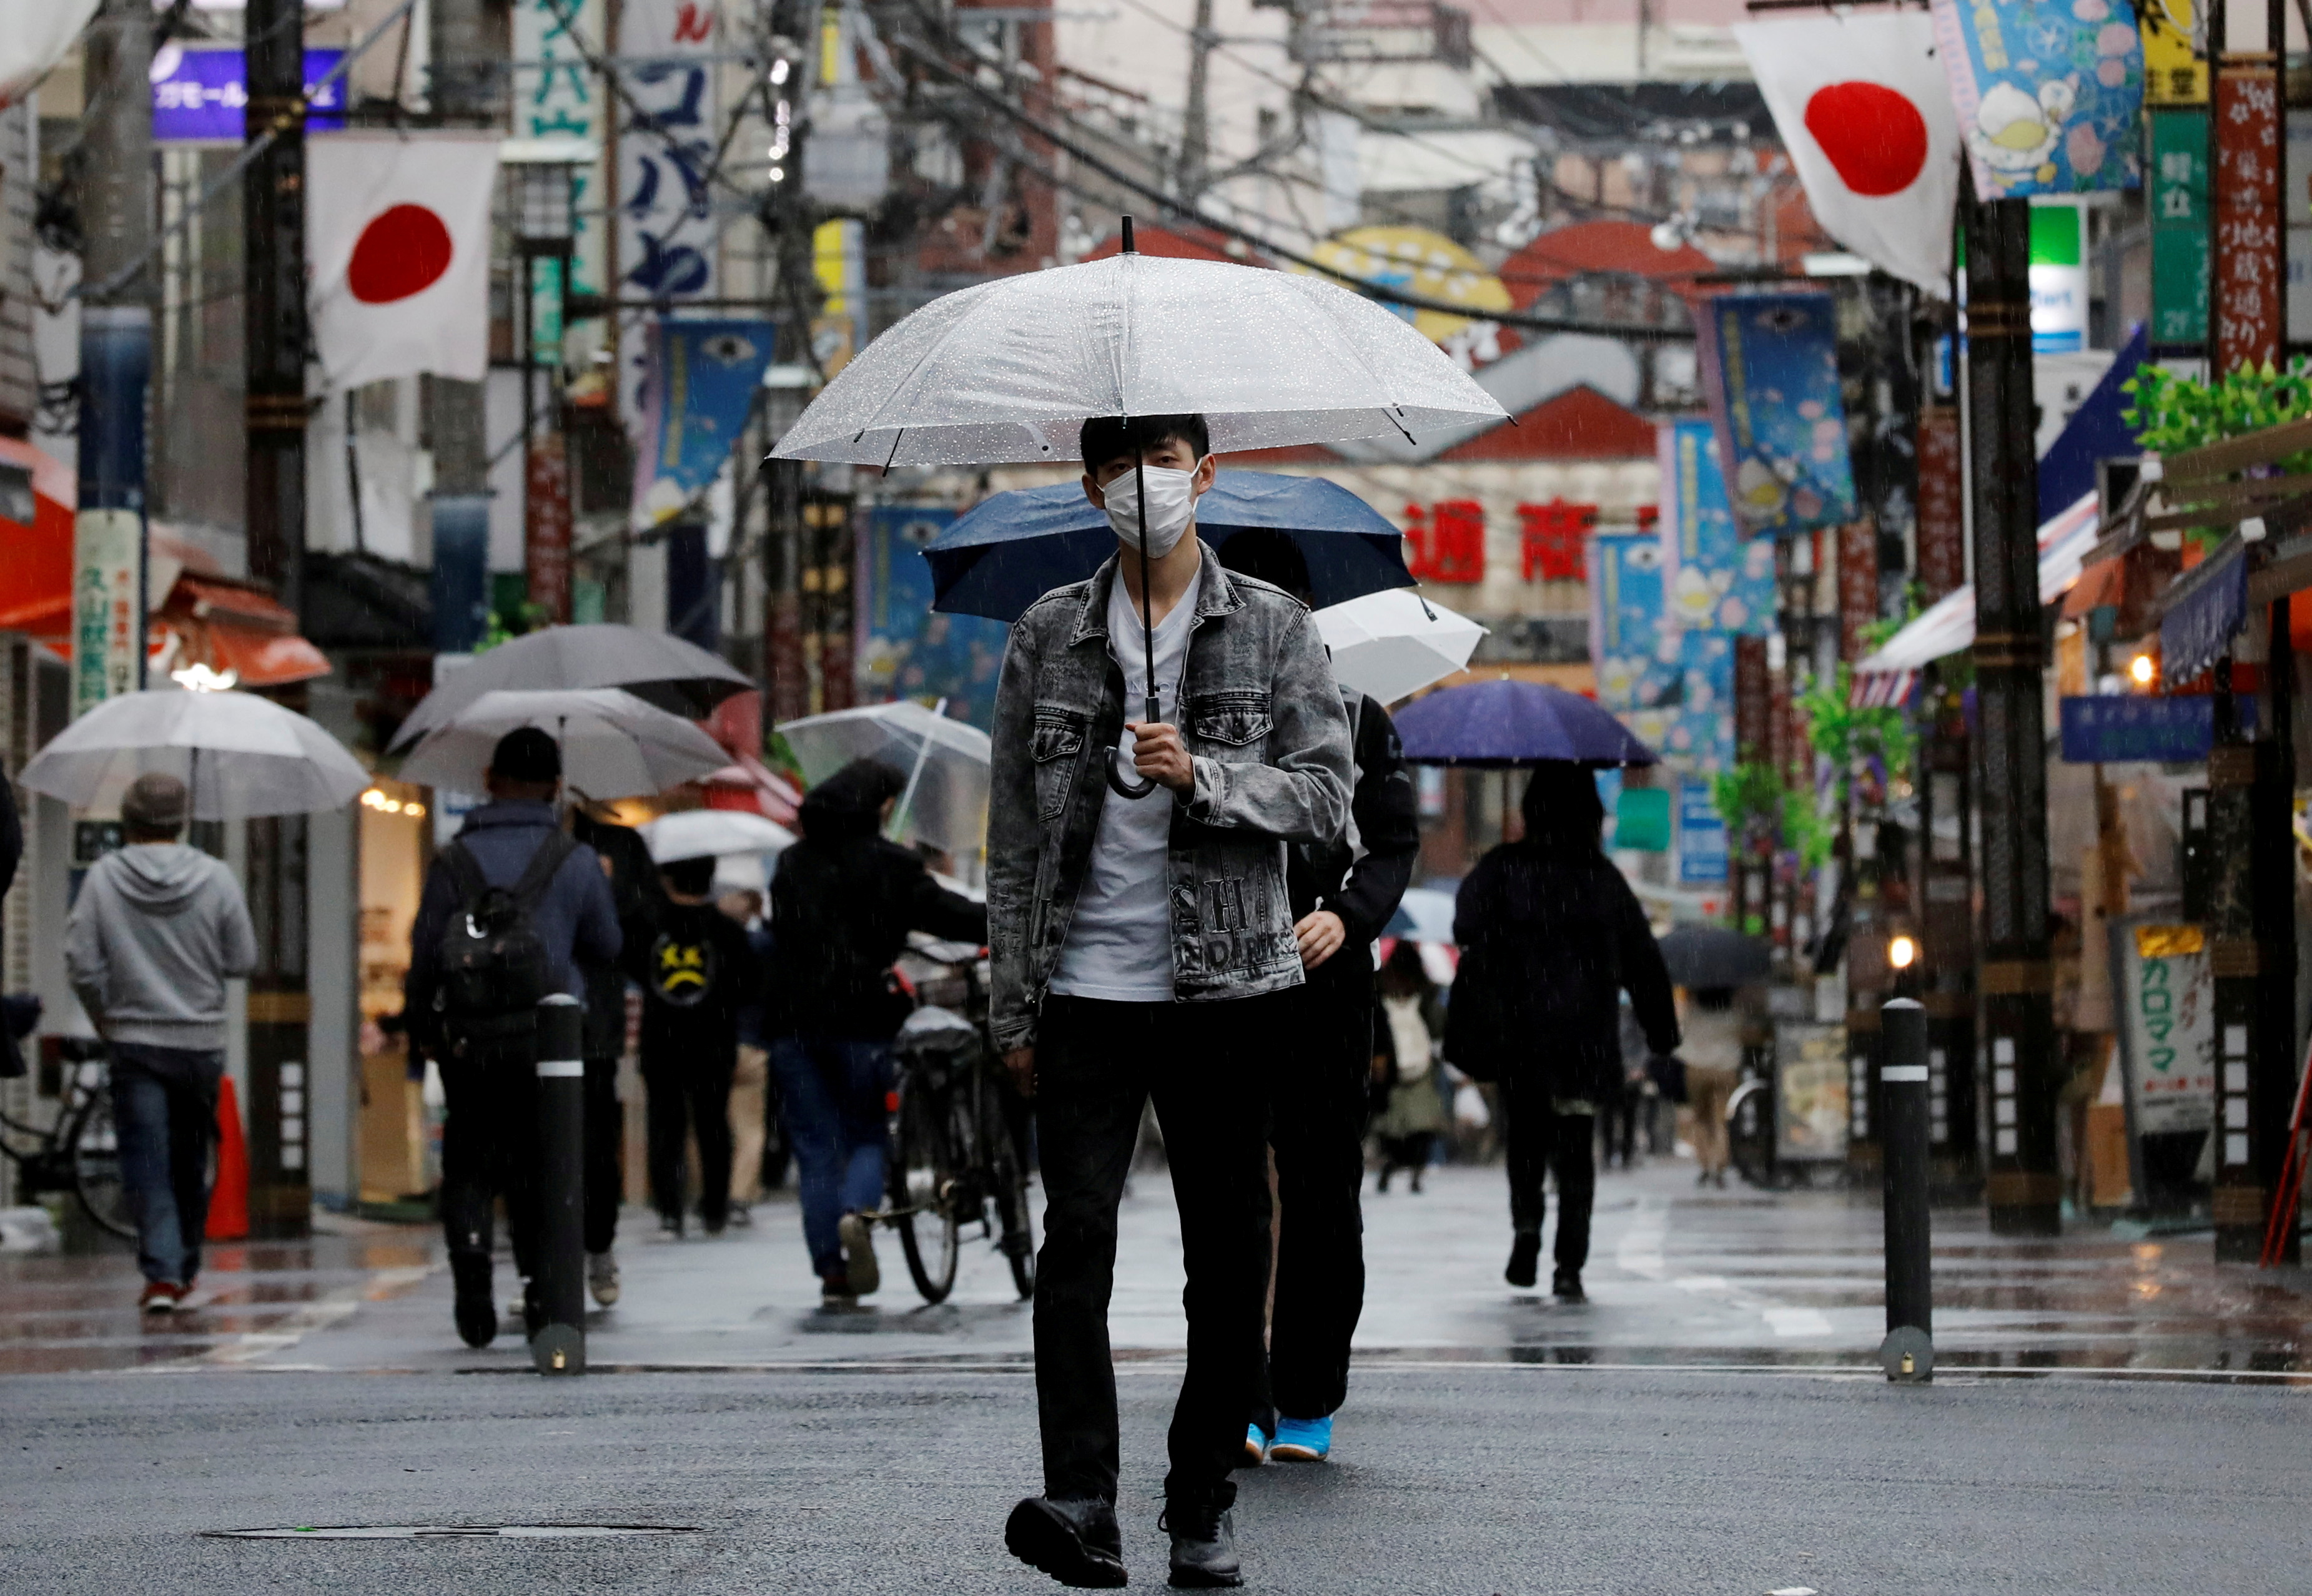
[773,219,1505,804]
[397,688,731,800]
[777,699,990,865]
[19,687,370,820]
[638,808,796,864]
[1315,588,1487,706]
[388,624,751,752]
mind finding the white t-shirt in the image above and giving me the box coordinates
[1048,569,1200,1003]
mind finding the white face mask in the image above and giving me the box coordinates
[1100,464,1198,559]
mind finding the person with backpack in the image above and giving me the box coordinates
[405,728,620,1349]
[626,854,758,1237]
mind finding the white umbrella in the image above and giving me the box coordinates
[1316,589,1488,705]
[397,688,730,800]
[771,247,1508,469]
[638,808,796,865]
[19,687,370,820]
[778,699,991,862]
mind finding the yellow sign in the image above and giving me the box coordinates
[2135,923,2206,958]
[2142,0,2206,106]
[1296,226,1513,348]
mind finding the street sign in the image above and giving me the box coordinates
[2058,693,2252,762]
[149,46,345,142]
[1676,781,1729,885]
[2112,919,2216,1136]
[2150,110,2210,348]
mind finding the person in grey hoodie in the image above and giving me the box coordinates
[65,771,256,1313]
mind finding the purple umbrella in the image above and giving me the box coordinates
[1393,678,1657,769]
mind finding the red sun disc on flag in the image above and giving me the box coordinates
[1802,81,1930,197]
[347,204,455,304]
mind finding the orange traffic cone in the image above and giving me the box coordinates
[205,1075,250,1241]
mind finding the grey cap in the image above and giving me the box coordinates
[121,771,189,830]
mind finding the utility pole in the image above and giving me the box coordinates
[426,0,498,568]
[1177,0,1215,205]
[243,0,312,1238]
[1962,192,2060,1236]
[73,0,155,719]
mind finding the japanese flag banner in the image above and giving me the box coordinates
[307,133,501,391]
[1731,13,1962,295]
[0,0,99,108]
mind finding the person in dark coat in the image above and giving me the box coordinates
[570,806,664,1307]
[766,757,987,1300]
[1449,763,1677,1301]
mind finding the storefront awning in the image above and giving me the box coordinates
[1851,491,2102,703]
[152,575,331,688]
[2156,538,2248,686]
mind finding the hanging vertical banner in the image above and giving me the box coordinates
[2113,920,2215,1135]
[1661,630,1736,774]
[511,1,608,355]
[1661,418,1777,636]
[1915,408,1965,599]
[856,506,1012,730]
[2149,109,2211,347]
[1929,0,2147,197]
[525,434,573,623]
[617,0,721,431]
[2213,61,2281,374]
[1697,292,1859,540]
[631,319,775,526]
[2139,0,2206,104]
[1589,530,1679,713]
[1838,517,1880,661]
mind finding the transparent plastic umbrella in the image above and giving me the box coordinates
[638,808,796,864]
[1315,588,1487,706]
[19,687,370,820]
[396,689,731,800]
[777,699,990,864]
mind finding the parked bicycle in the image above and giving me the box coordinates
[879,937,1035,1305]
[0,1010,135,1241]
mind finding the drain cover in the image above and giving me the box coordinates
[207,1525,700,1540]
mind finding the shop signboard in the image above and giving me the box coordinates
[1696,293,1858,541]
[2150,109,2211,348]
[1915,408,1965,598]
[2213,61,2281,373]
[2029,202,2088,353]
[151,46,345,142]
[1774,1020,1850,1162]
[1677,781,1729,885]
[1929,0,2146,198]
[2139,0,2205,105]
[2058,692,2248,761]
[2111,919,2216,1136]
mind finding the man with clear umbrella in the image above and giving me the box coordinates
[989,414,1351,1589]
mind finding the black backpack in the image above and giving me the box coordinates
[431,831,578,1062]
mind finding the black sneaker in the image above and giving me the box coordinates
[451,1253,497,1349]
[1504,1231,1541,1289]
[1005,1495,1127,1589]
[1161,1500,1242,1589]
[1553,1268,1586,1303]
[521,1277,549,1340]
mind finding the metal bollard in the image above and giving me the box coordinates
[532,993,586,1376]
[1878,997,1933,1383]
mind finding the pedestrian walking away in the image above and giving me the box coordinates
[628,855,758,1238]
[572,805,664,1306]
[1371,942,1448,1195]
[990,414,1353,1590]
[766,758,987,1301]
[1447,764,1677,1302]
[721,886,776,1224]
[404,729,620,1349]
[1220,531,1417,1472]
[1677,987,1743,1188]
[63,772,256,1313]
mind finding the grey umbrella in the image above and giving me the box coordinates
[388,624,750,752]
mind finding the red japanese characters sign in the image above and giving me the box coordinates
[2213,63,2281,374]
[1915,408,1965,601]
[525,434,574,624]
[1405,499,1485,583]
[1837,516,1879,663]
[1516,499,1595,583]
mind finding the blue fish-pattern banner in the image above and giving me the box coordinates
[631,318,774,522]
[856,507,1010,731]
[1929,0,2145,198]
[1589,530,1682,714]
[1661,418,1778,638]
[1699,293,1860,539]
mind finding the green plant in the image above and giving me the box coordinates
[1796,661,1917,803]
[2123,360,2312,549]
[1708,760,1835,877]
[479,601,552,653]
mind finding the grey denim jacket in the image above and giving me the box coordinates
[986,544,1353,1052]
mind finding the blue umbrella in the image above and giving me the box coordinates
[1394,678,1658,769]
[924,470,1413,622]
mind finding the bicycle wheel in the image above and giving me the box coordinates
[984,1093,1035,1301]
[67,1083,137,1241]
[893,1081,961,1304]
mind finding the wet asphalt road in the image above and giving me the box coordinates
[7,1362,2310,1595]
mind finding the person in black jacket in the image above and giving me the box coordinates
[1450,763,1677,1301]
[1220,532,1418,1467]
[766,757,987,1299]
[570,807,663,1304]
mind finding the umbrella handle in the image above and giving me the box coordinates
[1107,691,1162,799]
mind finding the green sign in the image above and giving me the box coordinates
[1614,786,1672,853]
[2149,109,2209,348]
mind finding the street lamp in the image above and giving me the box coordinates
[501,138,594,628]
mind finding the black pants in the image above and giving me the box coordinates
[1253,958,1370,1431]
[439,1053,542,1279]
[1035,992,1279,1510]
[1501,1075,1596,1275]
[584,1053,621,1255]
[1596,1081,1639,1168]
[642,1057,734,1230]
